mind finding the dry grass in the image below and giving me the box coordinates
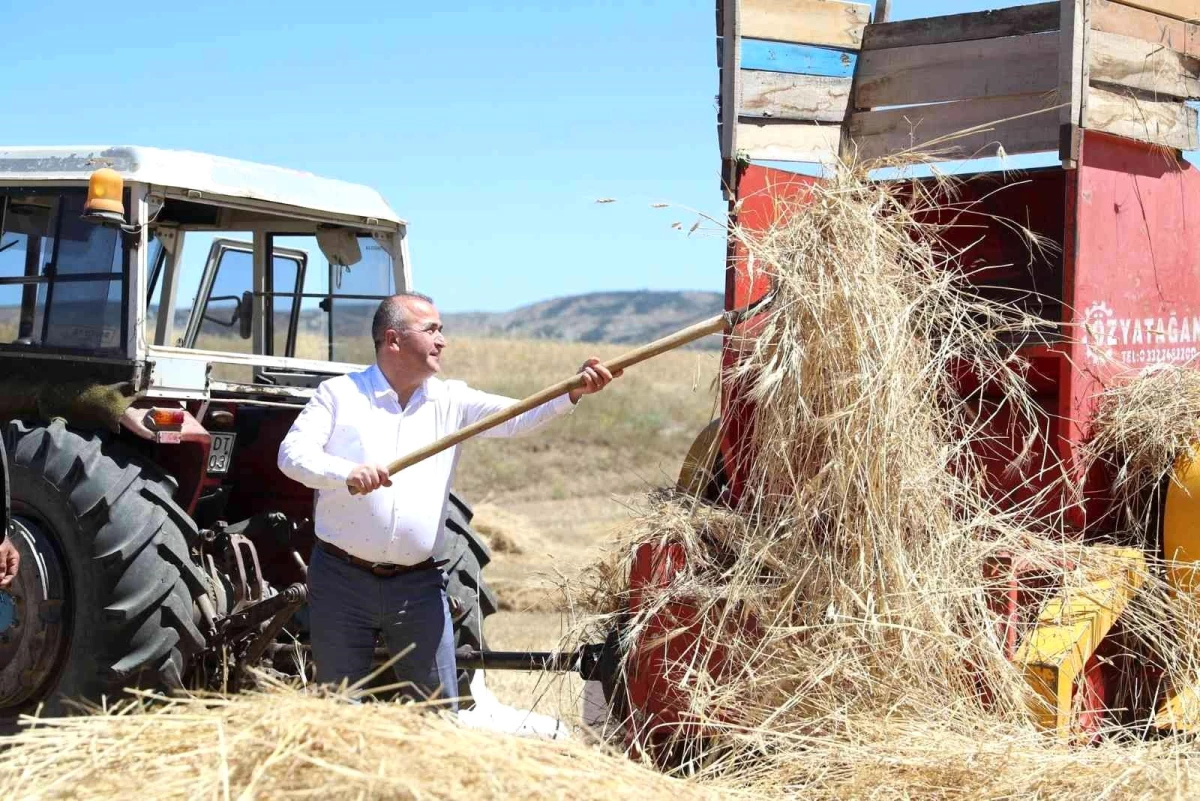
[568,160,1200,797]
[1083,366,1200,536]
[0,680,734,801]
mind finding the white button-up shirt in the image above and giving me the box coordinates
[277,364,573,564]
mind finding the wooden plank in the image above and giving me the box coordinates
[862,3,1059,51]
[1090,28,1200,97]
[1059,0,1086,167]
[1093,0,1200,58]
[741,39,857,76]
[855,32,1059,108]
[873,0,892,24]
[742,0,871,50]
[847,92,1062,161]
[736,120,842,162]
[1086,83,1199,148]
[719,0,741,196]
[740,70,852,122]
[1111,1,1200,22]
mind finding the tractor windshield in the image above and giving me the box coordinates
[0,190,127,354]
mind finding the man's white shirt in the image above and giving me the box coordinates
[277,364,573,564]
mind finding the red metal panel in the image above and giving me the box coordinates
[1063,132,1200,526]
[721,165,823,501]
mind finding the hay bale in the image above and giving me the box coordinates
[0,683,731,800]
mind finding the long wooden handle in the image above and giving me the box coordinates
[348,312,727,493]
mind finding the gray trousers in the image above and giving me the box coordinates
[307,544,459,710]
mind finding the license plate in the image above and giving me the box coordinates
[208,433,237,475]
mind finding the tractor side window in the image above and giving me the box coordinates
[0,191,125,353]
[0,196,56,344]
[265,233,396,365]
[329,237,395,364]
[144,235,167,340]
[193,245,252,352]
[266,248,305,357]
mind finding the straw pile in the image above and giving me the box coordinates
[0,680,732,801]
[576,162,1200,797]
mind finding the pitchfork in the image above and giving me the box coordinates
[347,288,777,493]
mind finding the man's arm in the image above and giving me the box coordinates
[277,382,362,490]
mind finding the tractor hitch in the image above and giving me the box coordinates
[455,642,610,681]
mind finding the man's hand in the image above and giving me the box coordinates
[568,357,622,404]
[346,464,393,495]
[0,539,20,588]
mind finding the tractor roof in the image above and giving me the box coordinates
[0,145,404,225]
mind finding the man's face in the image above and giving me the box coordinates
[382,298,445,378]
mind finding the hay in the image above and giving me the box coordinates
[472,502,538,554]
[573,161,1200,797]
[0,681,733,801]
[1084,366,1200,535]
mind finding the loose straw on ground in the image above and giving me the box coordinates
[0,678,733,801]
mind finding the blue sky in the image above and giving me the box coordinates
[4,1,1063,312]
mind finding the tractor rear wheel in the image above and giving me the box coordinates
[0,420,209,716]
[440,492,498,702]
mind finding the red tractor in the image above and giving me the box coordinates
[0,147,496,715]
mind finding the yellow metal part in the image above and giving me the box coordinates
[1152,453,1200,731]
[1014,546,1145,737]
[1154,683,1200,731]
[1162,454,1200,597]
[677,418,723,497]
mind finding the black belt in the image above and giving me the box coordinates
[316,540,441,578]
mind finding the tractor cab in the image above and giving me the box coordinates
[0,146,408,398]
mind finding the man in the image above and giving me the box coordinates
[278,292,618,708]
[0,438,20,588]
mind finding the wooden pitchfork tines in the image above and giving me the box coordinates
[347,287,777,494]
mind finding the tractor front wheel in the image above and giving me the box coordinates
[0,420,209,716]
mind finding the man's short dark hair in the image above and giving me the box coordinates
[372,292,435,348]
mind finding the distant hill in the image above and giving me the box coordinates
[442,290,724,349]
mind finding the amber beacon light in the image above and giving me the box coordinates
[82,168,126,224]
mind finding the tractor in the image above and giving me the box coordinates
[0,146,498,714]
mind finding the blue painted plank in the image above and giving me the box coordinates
[740,39,856,78]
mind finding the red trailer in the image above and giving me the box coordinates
[632,0,1200,742]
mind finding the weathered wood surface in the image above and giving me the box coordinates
[736,120,842,162]
[1058,0,1087,166]
[740,70,852,121]
[848,93,1061,160]
[1090,28,1200,97]
[862,3,1058,50]
[1092,0,1200,56]
[1086,83,1199,148]
[856,32,1059,108]
[742,0,871,50]
[720,0,742,163]
[1109,0,1200,22]
[739,39,857,76]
